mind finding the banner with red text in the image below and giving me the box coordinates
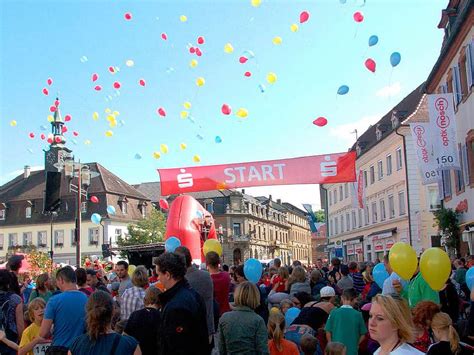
[409,122,441,184]
[158,152,356,195]
[351,169,366,208]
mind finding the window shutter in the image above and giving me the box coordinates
[467,43,473,89]
[453,66,462,104]
[462,143,469,185]
[470,40,474,87]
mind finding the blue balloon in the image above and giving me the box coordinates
[215,136,222,144]
[285,307,301,326]
[258,84,266,93]
[339,0,347,3]
[337,85,349,95]
[91,213,102,225]
[107,205,116,215]
[373,263,389,289]
[466,267,474,291]
[165,236,181,252]
[390,52,401,67]
[134,153,142,160]
[368,35,378,47]
[244,258,263,283]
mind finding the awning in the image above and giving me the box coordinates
[368,228,397,237]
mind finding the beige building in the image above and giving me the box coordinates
[321,86,440,262]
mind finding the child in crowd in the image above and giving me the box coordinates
[267,312,299,355]
[301,334,319,355]
[325,342,347,355]
[19,298,48,355]
[279,299,295,315]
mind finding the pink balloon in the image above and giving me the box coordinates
[197,36,205,45]
[54,100,60,107]
[353,11,364,23]
[244,71,252,77]
[161,33,168,40]
[221,104,232,115]
[365,58,376,73]
[94,85,102,91]
[90,196,99,204]
[42,88,49,95]
[300,11,310,23]
[73,131,79,137]
[159,199,169,210]
[29,132,35,138]
[47,78,53,85]
[40,134,46,140]
[55,136,62,143]
[195,48,202,56]
[313,117,328,127]
[124,12,132,20]
[91,73,99,82]
[47,138,53,144]
[113,81,121,89]
[62,126,68,133]
[49,106,56,112]
[239,56,248,64]
[64,114,71,122]
[139,79,146,86]
[108,66,115,73]
[157,107,166,117]
[189,47,195,54]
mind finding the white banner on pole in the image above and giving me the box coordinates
[427,93,460,170]
[410,122,441,184]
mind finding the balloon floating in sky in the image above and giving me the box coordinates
[195,48,202,56]
[47,78,53,85]
[161,33,168,40]
[196,134,204,140]
[196,77,205,87]
[189,59,198,68]
[108,66,116,73]
[49,106,57,112]
[105,130,113,137]
[180,143,187,150]
[29,132,35,138]
[251,0,262,7]
[313,117,328,127]
[258,84,266,93]
[160,144,169,154]
[239,56,248,64]
[79,56,88,63]
[40,133,46,140]
[73,131,79,137]
[107,205,116,215]
[124,12,132,20]
[134,153,142,160]
[125,59,134,67]
[365,58,376,73]
[236,108,248,118]
[337,85,349,95]
[183,102,192,109]
[91,213,101,225]
[180,15,187,22]
[64,114,72,122]
[42,88,49,96]
[193,155,201,163]
[221,104,232,115]
[368,35,379,47]
[215,136,222,143]
[180,111,189,119]
[272,36,282,45]
[266,72,277,84]
[197,36,205,44]
[353,11,364,23]
[153,151,161,159]
[139,79,146,86]
[224,43,234,53]
[10,120,17,127]
[94,85,102,91]
[165,237,181,252]
[299,11,310,23]
[91,73,99,82]
[92,112,99,120]
[40,125,47,130]
[61,126,68,134]
[84,139,91,145]
[290,24,299,32]
[47,115,54,122]
[113,82,121,89]
[390,52,401,67]
[244,71,252,77]
[157,107,166,117]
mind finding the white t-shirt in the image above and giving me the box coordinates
[374,343,424,355]
[382,272,407,295]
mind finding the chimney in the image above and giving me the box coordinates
[24,165,31,179]
[241,189,245,194]
[269,195,272,201]
[277,199,281,204]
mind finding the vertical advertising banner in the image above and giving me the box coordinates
[302,204,318,233]
[351,170,365,208]
[409,122,441,184]
[427,93,460,170]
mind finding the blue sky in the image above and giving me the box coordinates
[0,0,446,208]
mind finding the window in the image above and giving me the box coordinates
[351,210,356,230]
[0,234,3,250]
[398,191,406,215]
[358,209,362,228]
[339,186,343,201]
[54,230,64,246]
[442,170,452,198]
[453,65,462,105]
[22,232,32,246]
[335,216,339,234]
[26,207,32,218]
[0,210,5,220]
[340,215,344,233]
[466,42,474,89]
[364,171,368,187]
[81,202,87,213]
[467,132,474,185]
[386,155,393,176]
[89,228,99,245]
[8,233,18,247]
[140,205,146,218]
[37,231,47,247]
[121,202,128,214]
[344,184,349,199]
[377,160,384,180]
[370,166,375,185]
[371,202,378,223]
[233,223,242,237]
[71,229,77,246]
[459,49,469,98]
[364,206,369,225]
[396,148,403,170]
[346,212,350,231]
[427,186,441,211]
[455,144,465,193]
[380,199,386,221]
[388,195,395,218]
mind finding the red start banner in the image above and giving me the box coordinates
[158,152,356,196]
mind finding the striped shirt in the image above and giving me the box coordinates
[120,286,145,321]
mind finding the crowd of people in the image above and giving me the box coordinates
[0,252,473,354]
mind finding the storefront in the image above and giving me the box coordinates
[367,228,397,262]
[343,236,364,262]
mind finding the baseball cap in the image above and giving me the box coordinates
[320,286,336,298]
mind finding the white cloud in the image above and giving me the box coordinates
[328,114,381,148]
[0,166,42,185]
[376,82,401,98]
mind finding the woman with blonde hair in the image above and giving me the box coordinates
[369,294,423,354]
[120,265,148,321]
[427,312,471,355]
[267,312,299,354]
[28,273,52,303]
[218,281,269,354]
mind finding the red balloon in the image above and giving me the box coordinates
[244,71,252,77]
[90,196,99,203]
[108,66,115,73]
[197,36,205,45]
[55,136,62,143]
[239,56,248,64]
[159,199,169,210]
[47,138,53,144]
[91,73,99,82]
[195,48,202,56]
[221,104,232,115]
[54,99,60,107]
[124,12,132,20]
[62,126,68,133]
[42,88,49,95]
[113,81,121,89]
[161,33,168,40]
[47,78,53,85]
[365,58,376,73]
[300,10,310,23]
[49,106,56,112]
[189,47,195,54]
[157,107,166,117]
[40,134,46,140]
[29,132,35,138]
[73,131,79,136]
[139,79,146,86]
[353,11,364,23]
[64,114,71,122]
[313,117,328,127]
[94,85,102,91]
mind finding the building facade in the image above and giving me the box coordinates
[311,223,327,264]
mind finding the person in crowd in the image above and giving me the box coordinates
[267,312,299,355]
[336,265,354,292]
[69,291,140,355]
[289,266,311,296]
[300,333,320,355]
[411,301,440,352]
[292,292,314,309]
[21,273,34,305]
[274,258,282,269]
[120,266,148,321]
[39,266,87,354]
[369,294,423,354]
[0,269,24,355]
[394,267,439,308]
[75,268,93,297]
[116,261,132,299]
[325,342,347,355]
[453,259,468,291]
[439,278,460,323]
[349,262,365,294]
[325,288,367,355]
[291,301,331,352]
[316,286,337,313]
[328,258,342,280]
[310,270,327,299]
[359,303,379,355]
[272,267,290,293]
[86,269,109,293]
[427,312,472,355]
[28,273,52,303]
[206,251,231,316]
[218,281,269,355]
[155,252,209,355]
[6,255,23,296]
[363,263,374,283]
[279,299,295,315]
[18,298,47,355]
[316,259,329,280]
[382,255,407,296]
[124,287,161,355]
[175,246,215,344]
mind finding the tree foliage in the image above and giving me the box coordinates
[433,208,460,253]
[315,210,326,223]
[119,209,166,250]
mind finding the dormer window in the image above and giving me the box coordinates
[391,111,400,129]
[0,209,5,220]
[138,201,147,218]
[26,207,32,219]
[376,125,383,141]
[356,143,362,156]
[118,196,128,215]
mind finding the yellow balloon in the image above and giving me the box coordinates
[388,242,418,280]
[128,265,136,277]
[420,248,451,291]
[180,111,189,119]
[180,15,187,22]
[92,112,99,120]
[84,139,91,145]
[180,143,187,150]
[183,102,192,109]
[109,120,117,128]
[266,72,277,84]
[270,307,280,315]
[113,111,120,116]
[196,77,205,87]
[224,43,234,54]
[193,155,201,163]
[236,108,248,118]
[125,59,134,67]
[160,144,169,154]
[251,0,262,7]
[9,120,17,127]
[105,130,113,137]
[47,115,54,122]
[106,115,115,122]
[105,108,112,114]
[290,23,299,32]
[189,59,198,68]
[203,239,222,256]
[272,36,283,45]
[153,152,161,159]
